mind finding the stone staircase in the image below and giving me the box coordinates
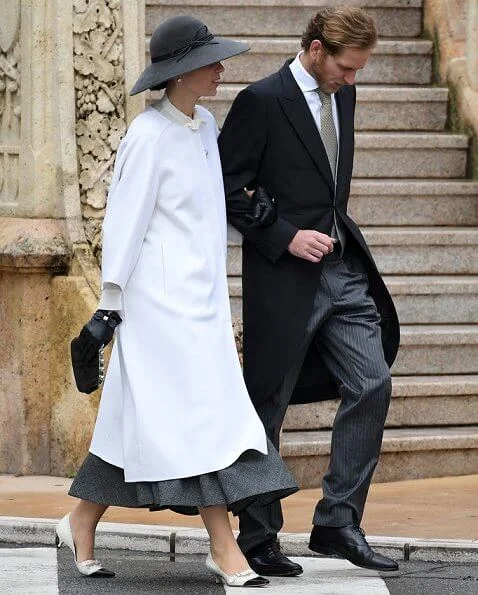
[146,0,478,485]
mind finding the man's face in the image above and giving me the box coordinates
[308,42,372,93]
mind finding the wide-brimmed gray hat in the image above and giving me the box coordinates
[130,16,249,95]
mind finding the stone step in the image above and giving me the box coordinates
[354,86,448,131]
[146,0,423,39]
[394,324,478,376]
[353,133,468,178]
[283,375,478,430]
[387,276,478,324]
[180,85,449,131]
[228,276,478,324]
[363,227,478,274]
[227,227,478,276]
[145,38,433,85]
[348,180,478,226]
[281,426,478,486]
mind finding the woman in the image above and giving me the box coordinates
[57,15,298,588]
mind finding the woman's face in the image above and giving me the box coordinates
[179,61,225,98]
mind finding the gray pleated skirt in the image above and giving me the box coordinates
[69,439,298,516]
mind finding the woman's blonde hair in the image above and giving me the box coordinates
[301,5,377,55]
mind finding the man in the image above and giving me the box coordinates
[218,5,400,577]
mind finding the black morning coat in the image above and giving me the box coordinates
[218,61,400,407]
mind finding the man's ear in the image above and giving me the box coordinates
[309,39,324,60]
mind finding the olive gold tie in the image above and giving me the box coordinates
[316,87,342,247]
[316,87,338,181]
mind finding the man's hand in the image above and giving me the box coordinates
[288,230,336,263]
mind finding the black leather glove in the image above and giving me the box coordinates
[245,186,277,228]
[70,310,123,395]
[76,310,122,361]
[86,310,122,344]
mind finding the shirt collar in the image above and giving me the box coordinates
[289,51,319,93]
[156,93,204,130]
[289,51,336,99]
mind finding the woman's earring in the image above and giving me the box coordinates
[177,77,182,83]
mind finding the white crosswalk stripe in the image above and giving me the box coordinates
[0,548,58,594]
[223,557,390,594]
[0,548,391,594]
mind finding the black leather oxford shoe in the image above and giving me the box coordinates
[246,540,303,577]
[309,524,399,572]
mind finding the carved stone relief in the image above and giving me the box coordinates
[73,0,127,260]
[0,0,21,205]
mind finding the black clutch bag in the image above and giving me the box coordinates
[70,310,122,394]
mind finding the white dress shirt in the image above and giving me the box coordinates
[289,51,340,178]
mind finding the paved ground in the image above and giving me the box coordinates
[1,474,478,539]
[1,474,478,593]
[1,544,478,594]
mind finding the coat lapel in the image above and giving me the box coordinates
[335,86,355,196]
[277,62,335,193]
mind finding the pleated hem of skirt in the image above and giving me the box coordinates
[69,449,298,517]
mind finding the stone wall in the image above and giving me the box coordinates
[0,0,144,476]
[424,0,478,177]
[0,2,21,211]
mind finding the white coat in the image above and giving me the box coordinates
[89,103,268,482]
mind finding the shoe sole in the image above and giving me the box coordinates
[309,544,399,572]
[214,577,269,587]
[56,534,116,578]
[249,568,303,577]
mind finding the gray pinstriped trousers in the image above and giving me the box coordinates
[238,252,392,553]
